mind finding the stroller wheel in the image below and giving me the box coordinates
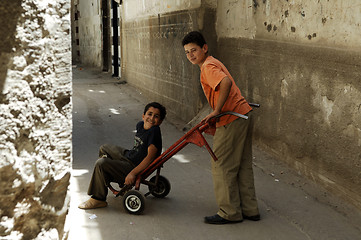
[148,175,171,198]
[122,190,145,214]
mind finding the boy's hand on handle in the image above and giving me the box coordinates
[125,172,136,185]
[202,110,221,123]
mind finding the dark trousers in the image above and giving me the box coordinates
[87,144,135,201]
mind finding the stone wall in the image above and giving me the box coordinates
[120,0,217,120]
[0,0,72,239]
[73,0,103,67]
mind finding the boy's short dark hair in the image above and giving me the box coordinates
[144,102,167,121]
[182,31,207,48]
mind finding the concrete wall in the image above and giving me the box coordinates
[215,0,361,209]
[0,0,72,239]
[120,0,217,120]
[73,0,103,67]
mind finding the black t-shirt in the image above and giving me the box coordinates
[125,121,162,166]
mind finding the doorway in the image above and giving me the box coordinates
[101,0,110,72]
[111,0,120,77]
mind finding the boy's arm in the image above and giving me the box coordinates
[124,144,158,185]
[203,76,232,123]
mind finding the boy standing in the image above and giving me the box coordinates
[182,31,260,224]
[79,102,166,209]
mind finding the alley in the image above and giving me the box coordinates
[65,67,361,240]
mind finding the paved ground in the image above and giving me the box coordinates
[65,66,361,240]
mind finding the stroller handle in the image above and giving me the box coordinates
[211,111,249,120]
[208,102,260,122]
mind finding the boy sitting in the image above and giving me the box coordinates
[79,102,167,209]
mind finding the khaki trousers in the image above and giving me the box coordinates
[212,113,259,221]
[87,144,135,201]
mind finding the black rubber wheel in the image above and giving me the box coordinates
[122,190,145,214]
[148,175,171,198]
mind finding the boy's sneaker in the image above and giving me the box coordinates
[78,198,107,209]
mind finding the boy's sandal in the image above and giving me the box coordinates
[78,198,107,209]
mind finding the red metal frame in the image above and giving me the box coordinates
[134,120,216,190]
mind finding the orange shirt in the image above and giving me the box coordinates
[200,56,252,127]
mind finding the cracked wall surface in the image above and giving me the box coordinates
[119,0,217,121]
[0,0,72,239]
[217,0,361,50]
[73,0,102,68]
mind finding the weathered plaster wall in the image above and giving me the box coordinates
[122,0,201,20]
[216,0,361,208]
[0,0,72,239]
[120,0,217,120]
[216,0,361,50]
[75,0,102,67]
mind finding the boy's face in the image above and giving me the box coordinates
[142,107,162,130]
[184,43,208,67]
